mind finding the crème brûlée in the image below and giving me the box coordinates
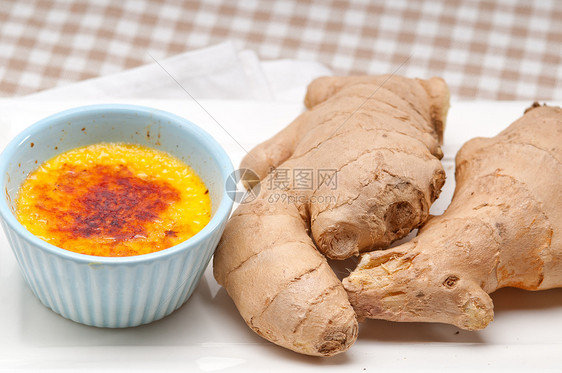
[15,143,212,257]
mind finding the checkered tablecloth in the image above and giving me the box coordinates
[0,0,560,100]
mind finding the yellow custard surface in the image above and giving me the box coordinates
[16,143,211,257]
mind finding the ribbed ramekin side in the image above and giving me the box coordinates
[157,242,207,320]
[174,226,224,310]
[1,217,228,328]
[3,224,58,312]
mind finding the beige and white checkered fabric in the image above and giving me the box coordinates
[0,0,560,100]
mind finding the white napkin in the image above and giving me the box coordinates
[23,41,331,103]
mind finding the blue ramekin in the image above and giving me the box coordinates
[0,104,234,327]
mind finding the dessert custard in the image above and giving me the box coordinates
[16,143,211,257]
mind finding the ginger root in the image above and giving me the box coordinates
[213,75,450,356]
[344,104,562,330]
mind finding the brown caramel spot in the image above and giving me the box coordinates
[51,164,180,242]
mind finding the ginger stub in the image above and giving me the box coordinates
[344,105,562,330]
[213,75,450,356]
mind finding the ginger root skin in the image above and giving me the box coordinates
[343,105,562,331]
[213,75,450,356]
[241,75,449,260]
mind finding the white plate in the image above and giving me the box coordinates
[0,99,561,372]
